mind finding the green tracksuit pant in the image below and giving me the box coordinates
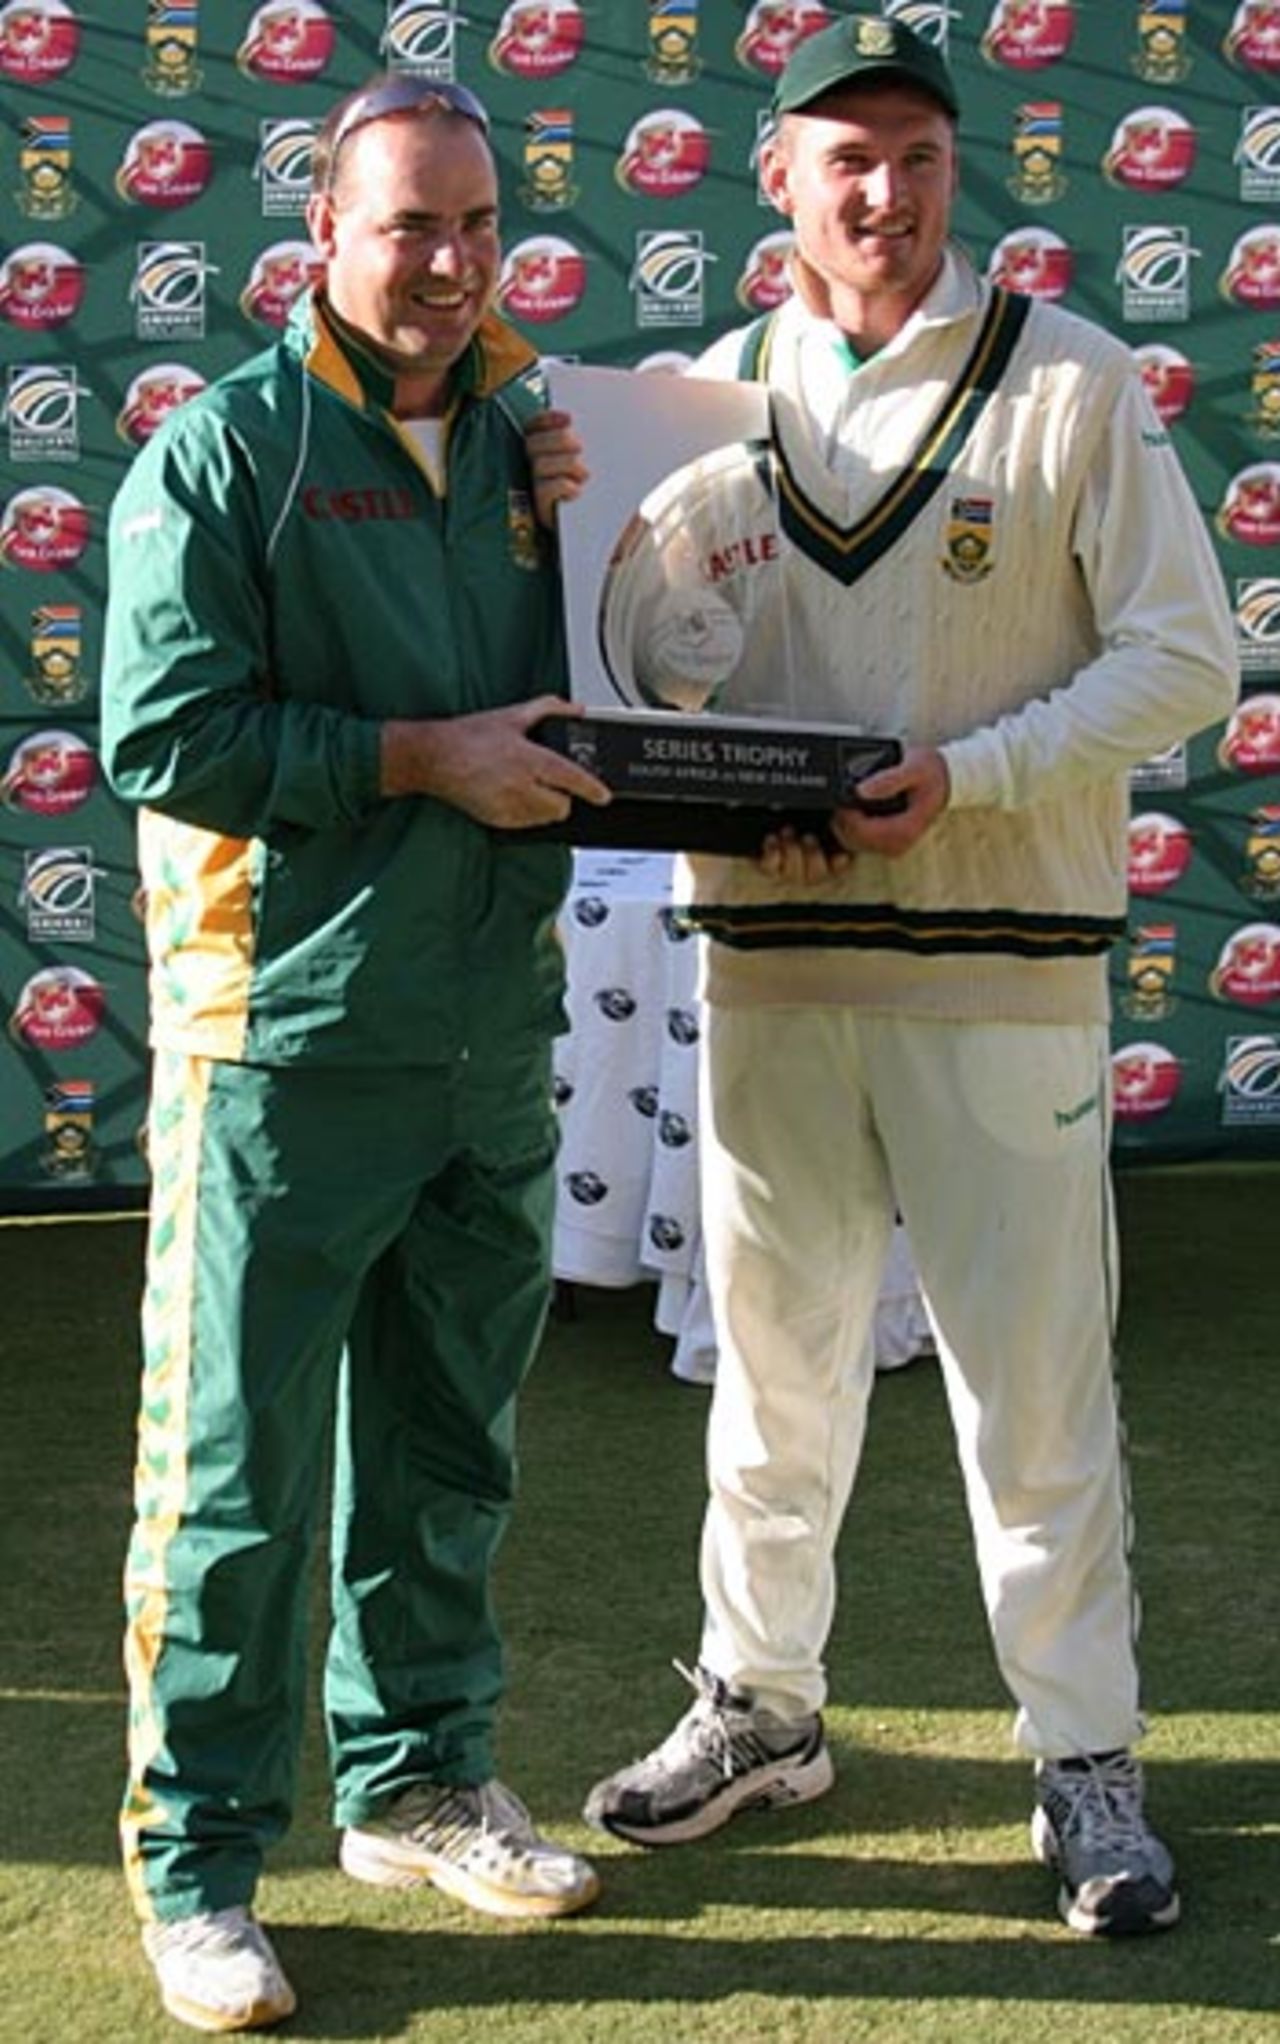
[121,1042,558,1924]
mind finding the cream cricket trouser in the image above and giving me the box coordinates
[697,1004,1144,1760]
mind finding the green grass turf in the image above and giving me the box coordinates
[0,1164,1276,2041]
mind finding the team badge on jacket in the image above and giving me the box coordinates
[507,489,541,570]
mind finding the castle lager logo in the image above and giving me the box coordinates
[1133,342,1194,423]
[16,113,75,219]
[6,362,84,461]
[10,965,105,1050]
[1103,105,1196,189]
[117,363,206,445]
[1211,921,1280,1004]
[0,242,84,328]
[0,0,78,81]
[1,484,89,571]
[2,727,95,814]
[987,225,1072,298]
[499,234,586,322]
[144,0,202,95]
[1127,810,1192,894]
[1220,224,1280,309]
[1218,690,1280,771]
[647,1,700,83]
[1218,462,1280,544]
[736,230,795,311]
[117,120,213,209]
[238,1,335,82]
[521,109,577,211]
[1224,2,1280,76]
[982,0,1074,72]
[617,109,711,197]
[1133,3,1191,85]
[735,3,831,80]
[240,241,323,327]
[488,0,584,77]
[383,0,460,78]
[1112,1041,1181,1119]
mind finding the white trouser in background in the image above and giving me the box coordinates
[697,1005,1143,1760]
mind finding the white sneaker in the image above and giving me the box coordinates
[1032,1751,1180,1936]
[341,1778,600,1920]
[142,1906,297,2032]
[584,1662,833,1846]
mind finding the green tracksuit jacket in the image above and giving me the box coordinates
[103,296,576,1922]
[102,291,571,1068]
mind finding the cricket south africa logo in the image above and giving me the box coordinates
[1236,579,1280,677]
[256,118,317,215]
[132,240,213,340]
[632,229,714,327]
[383,0,460,77]
[1236,103,1280,199]
[1220,1033,1280,1125]
[1118,224,1196,319]
[5,362,84,461]
[21,844,101,940]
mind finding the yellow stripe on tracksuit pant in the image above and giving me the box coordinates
[122,1042,558,1924]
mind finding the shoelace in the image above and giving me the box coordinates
[668,1657,765,1782]
[399,1781,550,1865]
[1054,1755,1148,1856]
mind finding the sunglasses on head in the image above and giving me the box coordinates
[325,76,491,186]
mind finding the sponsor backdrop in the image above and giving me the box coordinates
[2,0,1280,1203]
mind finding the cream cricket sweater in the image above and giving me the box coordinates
[652,249,1237,1024]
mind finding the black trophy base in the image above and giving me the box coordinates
[524,710,903,854]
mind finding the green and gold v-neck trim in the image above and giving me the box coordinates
[742,286,1030,588]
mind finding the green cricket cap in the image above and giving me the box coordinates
[772,13,960,122]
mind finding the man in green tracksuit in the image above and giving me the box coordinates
[101,75,609,2034]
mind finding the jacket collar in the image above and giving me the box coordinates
[287,290,541,414]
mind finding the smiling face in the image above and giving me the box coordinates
[306,107,500,416]
[760,81,957,353]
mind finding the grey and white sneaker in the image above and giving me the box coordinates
[340,1778,600,1920]
[142,1906,296,2033]
[584,1663,834,1846]
[1032,1750,1180,1936]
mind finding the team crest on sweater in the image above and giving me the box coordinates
[940,495,995,582]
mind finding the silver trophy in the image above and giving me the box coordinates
[533,365,900,852]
